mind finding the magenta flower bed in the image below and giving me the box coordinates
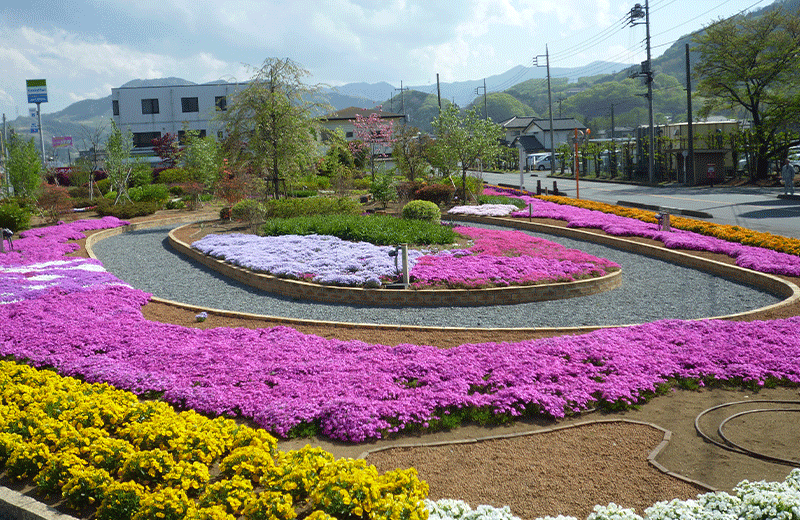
[1,217,799,443]
[410,226,619,288]
[483,187,800,277]
[193,226,618,290]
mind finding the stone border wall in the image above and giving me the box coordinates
[166,224,622,307]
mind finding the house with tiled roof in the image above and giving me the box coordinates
[498,116,538,144]
[319,107,406,142]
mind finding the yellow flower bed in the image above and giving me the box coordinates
[539,195,800,256]
[0,360,429,520]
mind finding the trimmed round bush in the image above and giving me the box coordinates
[231,199,265,223]
[402,200,441,222]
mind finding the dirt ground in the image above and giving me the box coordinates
[71,206,800,519]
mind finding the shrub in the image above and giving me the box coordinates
[396,181,426,203]
[37,185,73,224]
[477,194,526,209]
[70,197,96,210]
[414,184,454,205]
[165,200,186,210]
[129,163,154,188]
[128,184,170,205]
[288,189,317,198]
[402,200,441,222]
[261,214,457,245]
[68,185,102,199]
[157,168,192,185]
[352,177,371,190]
[0,201,31,232]
[231,199,266,225]
[369,173,397,208]
[262,196,362,219]
[220,207,232,220]
[96,178,112,194]
[94,200,159,219]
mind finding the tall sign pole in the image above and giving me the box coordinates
[26,79,48,168]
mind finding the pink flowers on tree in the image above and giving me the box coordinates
[348,107,396,179]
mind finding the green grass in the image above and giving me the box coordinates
[261,214,459,246]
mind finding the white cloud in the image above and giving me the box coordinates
[0,23,249,115]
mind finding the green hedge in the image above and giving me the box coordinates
[263,196,362,219]
[261,214,458,245]
[94,200,159,219]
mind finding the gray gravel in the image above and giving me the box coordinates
[91,224,780,328]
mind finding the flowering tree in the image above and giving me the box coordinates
[349,108,395,180]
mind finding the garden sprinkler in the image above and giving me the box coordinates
[387,244,410,288]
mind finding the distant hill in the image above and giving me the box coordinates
[4,0,788,158]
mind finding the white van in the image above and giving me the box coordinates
[534,154,560,171]
[526,153,548,170]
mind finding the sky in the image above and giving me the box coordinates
[0,0,776,118]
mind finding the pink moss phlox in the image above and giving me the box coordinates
[494,193,800,276]
[410,226,618,288]
[2,217,799,443]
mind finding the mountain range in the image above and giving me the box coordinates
[0,60,634,155]
[3,0,789,156]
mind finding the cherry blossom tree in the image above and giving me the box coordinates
[349,108,396,180]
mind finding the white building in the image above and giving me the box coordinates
[111,82,246,149]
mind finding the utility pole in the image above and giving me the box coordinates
[630,1,655,184]
[394,81,409,119]
[685,43,695,185]
[474,79,487,119]
[436,73,442,113]
[535,47,556,177]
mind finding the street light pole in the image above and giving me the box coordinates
[630,1,654,184]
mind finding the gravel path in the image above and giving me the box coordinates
[92,223,779,328]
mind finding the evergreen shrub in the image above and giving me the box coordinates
[402,200,441,222]
[0,202,31,232]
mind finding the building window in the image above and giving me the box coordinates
[215,96,227,111]
[141,98,159,115]
[177,129,207,144]
[133,131,162,148]
[112,100,119,116]
[182,97,199,113]
[346,131,354,138]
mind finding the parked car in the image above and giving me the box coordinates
[526,153,549,171]
[535,155,560,171]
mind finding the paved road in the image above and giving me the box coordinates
[480,171,800,239]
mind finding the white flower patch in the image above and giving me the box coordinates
[448,204,520,217]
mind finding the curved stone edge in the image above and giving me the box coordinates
[358,418,718,493]
[85,214,800,334]
[165,224,623,307]
[448,214,800,322]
